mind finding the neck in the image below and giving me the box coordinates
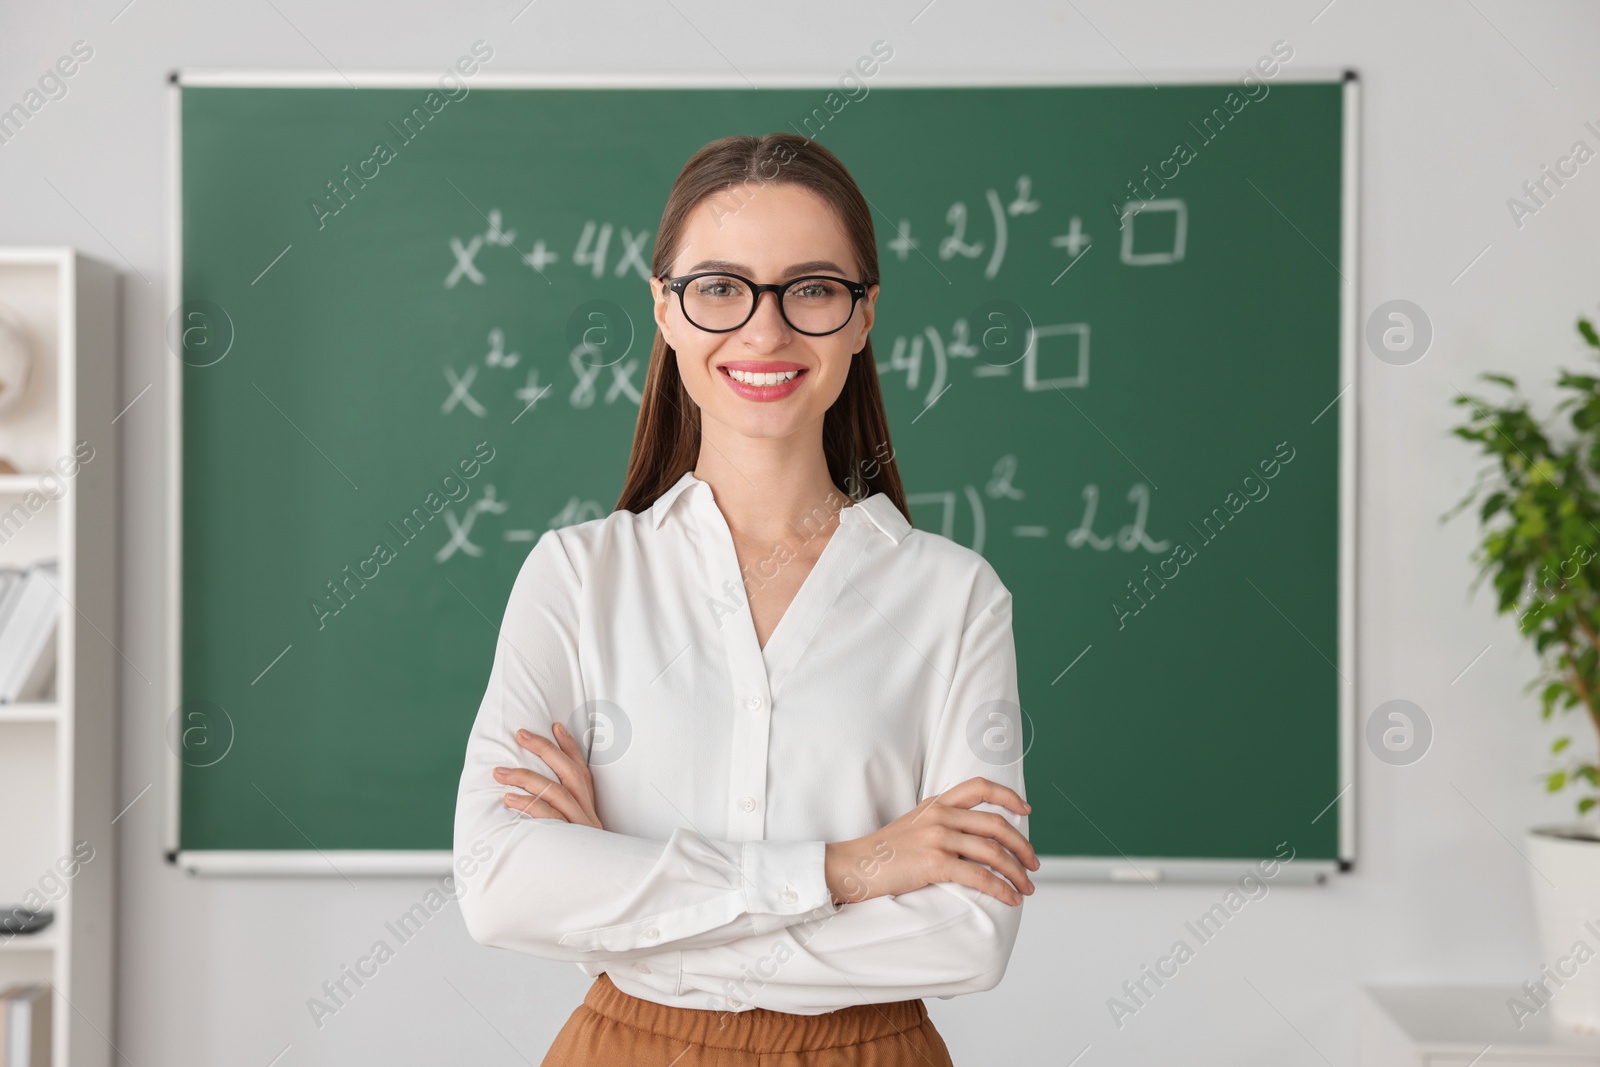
[692,439,850,544]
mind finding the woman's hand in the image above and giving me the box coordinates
[492,723,603,830]
[824,776,1037,907]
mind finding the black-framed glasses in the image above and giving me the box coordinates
[660,271,869,336]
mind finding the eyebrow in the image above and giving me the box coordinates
[682,258,850,279]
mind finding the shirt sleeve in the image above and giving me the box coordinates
[453,528,839,963]
[656,573,1029,1013]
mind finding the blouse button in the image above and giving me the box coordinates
[644,927,659,940]
[739,796,756,813]
[634,962,651,975]
[746,695,762,710]
[728,998,742,1009]
[781,885,798,905]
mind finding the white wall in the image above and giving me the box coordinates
[3,1,1599,1063]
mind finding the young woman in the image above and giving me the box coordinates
[453,132,1037,1067]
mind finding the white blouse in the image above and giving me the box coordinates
[452,469,1028,1014]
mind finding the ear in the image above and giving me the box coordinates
[650,276,675,348]
[854,282,879,354]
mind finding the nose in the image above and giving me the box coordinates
[740,286,792,349]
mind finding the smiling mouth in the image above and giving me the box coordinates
[719,366,807,386]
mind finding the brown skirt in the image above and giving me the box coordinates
[540,971,956,1066]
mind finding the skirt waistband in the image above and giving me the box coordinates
[583,971,931,1053]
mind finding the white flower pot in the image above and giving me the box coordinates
[1525,825,1600,1033]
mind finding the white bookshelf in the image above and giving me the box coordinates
[0,248,118,1067]
[0,702,60,724]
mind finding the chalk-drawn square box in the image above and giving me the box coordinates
[1024,323,1090,390]
[1120,198,1188,265]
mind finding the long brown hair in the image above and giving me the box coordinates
[614,133,909,523]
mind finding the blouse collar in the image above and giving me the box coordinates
[648,469,909,545]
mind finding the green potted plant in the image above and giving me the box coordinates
[1446,310,1600,1033]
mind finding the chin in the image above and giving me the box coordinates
[714,409,811,440]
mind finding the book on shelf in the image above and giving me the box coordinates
[0,983,51,1067]
[0,561,57,704]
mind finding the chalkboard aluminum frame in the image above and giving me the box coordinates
[165,70,1359,882]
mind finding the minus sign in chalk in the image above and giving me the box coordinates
[1111,866,1163,883]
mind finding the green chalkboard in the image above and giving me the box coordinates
[175,77,1353,869]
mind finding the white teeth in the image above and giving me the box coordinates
[725,368,800,386]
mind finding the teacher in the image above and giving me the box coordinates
[453,131,1037,1067]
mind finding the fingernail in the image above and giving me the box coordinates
[555,723,566,734]
[517,728,532,740]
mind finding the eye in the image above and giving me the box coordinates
[692,275,745,299]
[790,279,841,300]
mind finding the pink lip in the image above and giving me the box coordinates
[717,363,808,402]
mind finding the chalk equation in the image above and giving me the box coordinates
[445,207,654,288]
[884,175,1188,278]
[431,482,608,561]
[880,316,1090,408]
[912,454,1168,556]
[441,326,642,420]
[441,191,1190,289]
[422,452,1168,566]
[885,174,1040,280]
